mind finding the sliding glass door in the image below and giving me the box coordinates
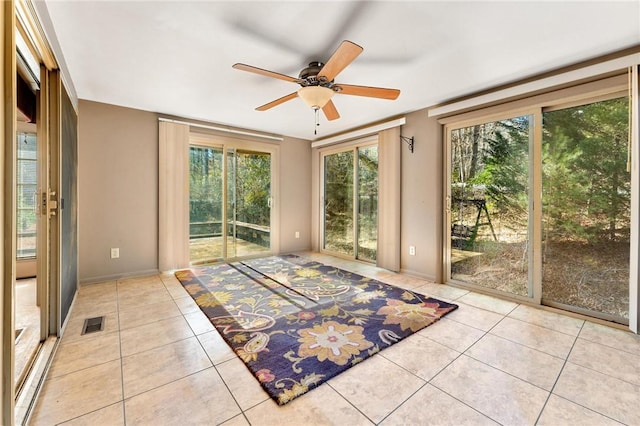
[189,146,224,263]
[446,92,632,323]
[448,115,532,298]
[357,146,378,262]
[322,142,378,262]
[226,149,271,259]
[189,144,272,264]
[542,97,630,320]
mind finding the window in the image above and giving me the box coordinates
[188,141,274,264]
[322,142,378,262]
[449,115,531,298]
[445,75,634,324]
[17,131,37,259]
[542,97,630,319]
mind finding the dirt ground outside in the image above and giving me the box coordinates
[452,237,629,320]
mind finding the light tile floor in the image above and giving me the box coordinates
[29,253,640,425]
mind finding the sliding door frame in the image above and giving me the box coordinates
[443,107,538,303]
[442,72,638,326]
[189,133,280,263]
[2,2,17,422]
[319,136,378,262]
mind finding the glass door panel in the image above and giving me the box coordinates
[357,145,378,262]
[17,132,37,259]
[542,97,630,320]
[189,146,224,263]
[449,116,532,297]
[15,128,41,390]
[227,149,271,258]
[323,151,355,256]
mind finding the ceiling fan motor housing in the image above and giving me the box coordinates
[299,61,335,88]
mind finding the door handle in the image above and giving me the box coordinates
[42,189,58,218]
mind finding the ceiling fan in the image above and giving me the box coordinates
[232,40,400,124]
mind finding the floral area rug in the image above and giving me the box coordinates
[175,254,458,405]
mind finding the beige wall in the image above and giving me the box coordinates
[78,100,312,283]
[400,109,443,282]
[78,100,159,282]
[279,136,312,252]
[77,100,438,283]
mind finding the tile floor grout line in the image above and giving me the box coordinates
[213,358,270,417]
[460,312,579,394]
[419,337,494,422]
[325,381,378,425]
[505,314,584,338]
[376,332,461,383]
[372,330,488,425]
[119,280,235,420]
[533,320,585,425]
[461,350,559,395]
[374,382,429,425]
[116,278,128,426]
[575,332,640,356]
[50,402,123,426]
[480,314,579,360]
[470,331,567,361]
[538,393,626,425]
[210,361,260,422]
[560,354,640,389]
[34,260,640,425]
[181,294,247,423]
[121,364,216,402]
[439,314,578,396]
[426,374,501,425]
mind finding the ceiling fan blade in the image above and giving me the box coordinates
[322,100,340,121]
[336,84,400,100]
[256,92,298,111]
[318,40,363,82]
[233,63,300,83]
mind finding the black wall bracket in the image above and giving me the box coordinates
[401,135,414,153]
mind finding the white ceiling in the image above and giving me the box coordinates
[41,1,640,140]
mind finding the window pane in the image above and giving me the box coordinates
[542,97,630,320]
[450,116,531,297]
[16,132,37,259]
[227,149,271,258]
[189,146,224,263]
[324,151,354,256]
[357,145,378,262]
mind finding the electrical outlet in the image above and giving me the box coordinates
[110,248,119,259]
[409,246,416,256]
[295,231,300,239]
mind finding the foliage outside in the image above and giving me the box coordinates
[450,97,630,319]
[189,147,271,261]
[323,146,378,261]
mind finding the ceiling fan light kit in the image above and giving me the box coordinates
[297,86,334,109]
[233,40,401,134]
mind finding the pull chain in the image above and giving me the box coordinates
[314,107,320,135]
[313,107,320,135]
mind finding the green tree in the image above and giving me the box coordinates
[543,97,630,242]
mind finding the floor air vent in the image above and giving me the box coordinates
[82,316,105,335]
